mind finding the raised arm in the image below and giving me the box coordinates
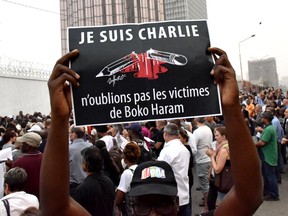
[208,47,263,216]
[40,50,90,216]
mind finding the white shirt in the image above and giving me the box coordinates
[193,125,213,164]
[186,129,197,156]
[117,164,138,193]
[0,191,39,216]
[100,135,115,151]
[158,139,190,206]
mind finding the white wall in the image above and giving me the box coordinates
[0,76,50,116]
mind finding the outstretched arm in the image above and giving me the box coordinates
[208,47,263,216]
[40,50,90,216]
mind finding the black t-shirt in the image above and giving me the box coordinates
[152,128,165,157]
[74,172,115,216]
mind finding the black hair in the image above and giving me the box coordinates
[81,147,103,173]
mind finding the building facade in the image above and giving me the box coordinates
[60,0,165,54]
[164,0,207,20]
[248,57,279,88]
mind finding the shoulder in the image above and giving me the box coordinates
[2,191,39,208]
[0,201,7,216]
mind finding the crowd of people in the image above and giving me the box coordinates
[3,47,287,215]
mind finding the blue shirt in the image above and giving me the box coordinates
[69,138,92,184]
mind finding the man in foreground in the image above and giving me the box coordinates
[40,47,263,216]
[129,160,179,216]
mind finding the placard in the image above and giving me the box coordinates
[68,20,221,126]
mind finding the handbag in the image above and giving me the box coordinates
[214,160,233,193]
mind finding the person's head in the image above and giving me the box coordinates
[20,207,41,216]
[214,126,227,144]
[129,161,179,216]
[81,146,103,173]
[4,167,27,194]
[125,123,144,141]
[261,111,274,125]
[163,123,179,142]
[205,116,214,123]
[156,120,167,130]
[95,139,106,150]
[169,119,181,127]
[70,126,85,141]
[284,108,288,118]
[44,118,51,129]
[20,121,27,130]
[31,117,38,123]
[0,128,5,137]
[16,132,42,153]
[1,130,17,144]
[265,106,275,116]
[123,142,141,164]
[95,125,108,138]
[193,117,206,126]
[27,124,42,133]
[112,124,124,136]
[255,104,262,114]
[178,128,189,144]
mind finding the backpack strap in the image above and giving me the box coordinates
[129,168,135,174]
[2,199,10,216]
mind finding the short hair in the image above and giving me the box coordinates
[20,207,41,216]
[81,147,103,173]
[4,167,27,192]
[157,120,167,127]
[265,106,275,115]
[113,124,124,134]
[169,119,181,127]
[123,142,141,164]
[261,111,274,122]
[195,117,206,123]
[164,123,179,136]
[71,126,85,138]
[95,125,108,133]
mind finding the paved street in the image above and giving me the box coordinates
[191,166,288,215]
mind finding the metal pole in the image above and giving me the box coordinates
[238,34,255,92]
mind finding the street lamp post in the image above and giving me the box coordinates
[238,34,255,92]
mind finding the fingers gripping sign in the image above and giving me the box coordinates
[208,47,239,107]
[48,49,80,118]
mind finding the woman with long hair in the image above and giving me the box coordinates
[205,126,231,211]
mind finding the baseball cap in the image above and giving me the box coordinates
[16,132,42,147]
[28,124,42,132]
[125,123,142,132]
[129,161,178,197]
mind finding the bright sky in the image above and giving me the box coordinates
[207,0,288,82]
[0,0,61,67]
[0,0,287,82]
